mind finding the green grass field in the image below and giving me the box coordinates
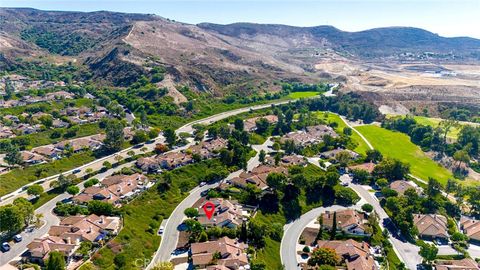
[355,125,453,185]
[315,112,370,155]
[413,116,462,140]
[288,91,319,99]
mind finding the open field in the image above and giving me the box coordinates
[413,116,461,139]
[315,111,370,154]
[355,125,454,185]
[288,91,319,99]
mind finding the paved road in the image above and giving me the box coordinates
[1,99,292,206]
[280,205,348,270]
[147,138,274,269]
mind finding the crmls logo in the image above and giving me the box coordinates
[134,258,152,269]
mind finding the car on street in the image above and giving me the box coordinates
[1,242,10,252]
[13,235,22,242]
[201,189,210,197]
[72,169,81,174]
[199,182,207,187]
[158,226,165,235]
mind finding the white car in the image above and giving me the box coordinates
[158,226,165,235]
[199,182,207,187]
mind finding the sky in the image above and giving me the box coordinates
[1,0,480,38]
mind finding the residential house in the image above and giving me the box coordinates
[197,198,245,228]
[434,258,479,270]
[281,125,338,146]
[413,214,449,240]
[320,148,360,161]
[231,165,288,190]
[348,162,377,174]
[189,138,228,159]
[265,154,307,167]
[55,137,103,153]
[46,91,75,100]
[27,236,77,265]
[389,180,419,195]
[243,115,278,132]
[20,151,46,165]
[157,152,193,169]
[315,239,378,270]
[0,126,15,138]
[460,217,480,243]
[190,237,249,269]
[320,209,371,236]
[32,145,62,160]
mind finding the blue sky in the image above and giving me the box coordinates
[2,0,480,38]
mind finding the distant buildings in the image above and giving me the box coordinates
[280,125,338,147]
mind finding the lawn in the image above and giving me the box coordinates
[413,116,462,140]
[288,91,320,99]
[0,151,96,196]
[92,160,229,270]
[355,125,453,185]
[315,111,370,154]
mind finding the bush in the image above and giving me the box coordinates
[303,246,311,253]
[66,185,80,195]
[362,203,374,213]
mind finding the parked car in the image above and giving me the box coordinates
[199,182,207,187]
[158,226,165,235]
[13,235,22,242]
[72,169,81,174]
[1,242,10,252]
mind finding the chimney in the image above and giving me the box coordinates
[66,237,71,244]
[88,225,92,233]
[101,216,104,224]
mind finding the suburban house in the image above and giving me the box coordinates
[0,126,15,138]
[230,165,288,190]
[315,239,378,270]
[55,137,103,153]
[73,174,148,205]
[196,198,246,228]
[320,148,361,161]
[137,151,194,171]
[20,151,46,165]
[27,214,120,264]
[243,115,278,132]
[188,138,228,159]
[190,237,249,270]
[460,217,480,243]
[389,180,419,195]
[265,154,307,167]
[280,124,338,146]
[320,209,371,236]
[32,145,62,160]
[347,162,377,174]
[413,214,449,240]
[434,258,479,270]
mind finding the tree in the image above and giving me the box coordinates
[343,127,352,136]
[426,177,442,198]
[259,150,266,164]
[335,187,360,206]
[255,118,270,134]
[87,201,115,216]
[266,173,287,191]
[335,151,351,167]
[234,118,244,131]
[5,145,22,166]
[4,78,14,100]
[330,212,337,240]
[46,251,66,270]
[308,247,340,267]
[365,149,383,163]
[103,119,124,153]
[27,184,44,197]
[453,149,470,169]
[0,205,24,236]
[198,231,208,242]
[131,130,149,144]
[419,243,438,265]
[66,185,80,195]
[163,128,177,147]
[373,158,410,181]
[362,203,374,213]
[184,207,199,218]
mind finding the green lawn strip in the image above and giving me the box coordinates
[314,111,370,154]
[8,123,103,150]
[355,125,453,185]
[92,160,229,270]
[0,151,95,196]
[288,91,320,99]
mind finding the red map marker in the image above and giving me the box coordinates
[202,201,215,220]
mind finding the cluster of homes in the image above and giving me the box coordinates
[0,74,67,97]
[0,90,74,108]
[280,124,338,146]
[26,214,120,265]
[136,138,228,172]
[19,134,106,165]
[72,173,151,206]
[300,209,379,270]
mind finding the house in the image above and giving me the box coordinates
[265,154,307,167]
[55,137,103,152]
[196,199,245,228]
[280,125,338,146]
[27,236,77,264]
[0,126,15,139]
[315,239,378,270]
[389,180,419,195]
[46,91,75,100]
[434,258,479,270]
[190,237,249,269]
[460,217,480,243]
[157,152,193,169]
[16,123,40,134]
[320,148,360,161]
[243,115,278,132]
[33,145,62,159]
[189,138,228,159]
[231,165,288,190]
[20,151,46,165]
[136,156,161,172]
[320,209,371,236]
[348,162,376,174]
[413,214,449,240]
[52,119,69,128]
